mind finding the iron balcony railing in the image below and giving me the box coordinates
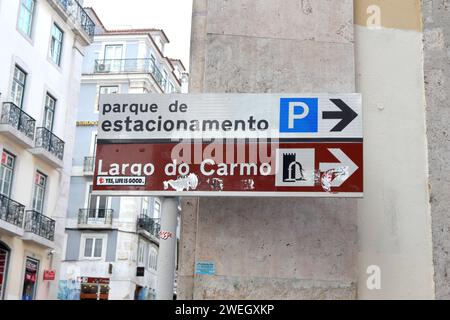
[35,127,65,161]
[137,214,161,239]
[94,59,167,90]
[1,102,36,140]
[83,156,95,173]
[24,210,56,241]
[0,194,25,228]
[56,0,95,39]
[78,209,113,225]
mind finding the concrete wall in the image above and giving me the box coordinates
[179,0,358,300]
[354,0,434,300]
[422,0,450,300]
[180,0,438,300]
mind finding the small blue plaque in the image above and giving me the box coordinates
[195,261,216,275]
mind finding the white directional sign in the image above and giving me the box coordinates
[97,94,362,140]
[93,93,363,197]
[319,148,360,188]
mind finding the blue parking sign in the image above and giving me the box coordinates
[279,98,319,133]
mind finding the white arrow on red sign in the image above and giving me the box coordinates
[319,148,359,191]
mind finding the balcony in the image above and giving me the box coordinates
[83,156,95,175]
[48,0,95,44]
[30,128,65,168]
[23,210,55,248]
[0,194,25,237]
[78,209,113,229]
[0,102,36,148]
[137,214,160,242]
[93,59,167,91]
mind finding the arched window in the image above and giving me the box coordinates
[0,242,10,300]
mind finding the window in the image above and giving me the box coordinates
[153,199,161,219]
[87,184,110,221]
[32,171,46,213]
[50,24,63,66]
[104,45,123,60]
[137,242,145,266]
[142,198,150,216]
[99,86,119,95]
[0,151,15,197]
[10,65,27,108]
[168,81,175,94]
[96,86,119,112]
[148,248,157,271]
[82,235,105,259]
[43,93,56,131]
[18,0,35,37]
[162,70,168,89]
[104,45,123,72]
[90,132,98,157]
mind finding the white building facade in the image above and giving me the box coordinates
[59,9,186,300]
[0,0,95,300]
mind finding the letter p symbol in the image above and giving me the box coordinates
[288,102,309,129]
[280,98,318,133]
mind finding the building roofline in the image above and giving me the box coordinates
[104,28,170,43]
[169,58,187,72]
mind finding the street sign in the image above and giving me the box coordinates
[93,94,363,197]
[43,270,56,281]
[195,261,216,276]
[97,94,362,140]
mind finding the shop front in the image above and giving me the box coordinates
[22,257,39,300]
[80,277,110,300]
[0,242,10,300]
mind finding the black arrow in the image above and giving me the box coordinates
[323,99,358,132]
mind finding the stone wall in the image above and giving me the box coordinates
[178,0,358,300]
[423,0,450,300]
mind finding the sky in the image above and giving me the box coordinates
[83,0,193,70]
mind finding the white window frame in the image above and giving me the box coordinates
[31,171,47,214]
[49,23,64,66]
[0,150,16,198]
[43,92,56,132]
[94,85,120,114]
[137,241,146,267]
[141,197,150,216]
[102,43,125,73]
[10,64,27,108]
[89,131,98,157]
[80,233,107,260]
[17,0,35,39]
[153,198,161,219]
[84,182,112,213]
[148,247,157,271]
[103,44,124,60]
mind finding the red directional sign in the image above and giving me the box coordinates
[92,93,363,197]
[93,142,363,197]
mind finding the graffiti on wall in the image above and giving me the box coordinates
[58,280,81,300]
